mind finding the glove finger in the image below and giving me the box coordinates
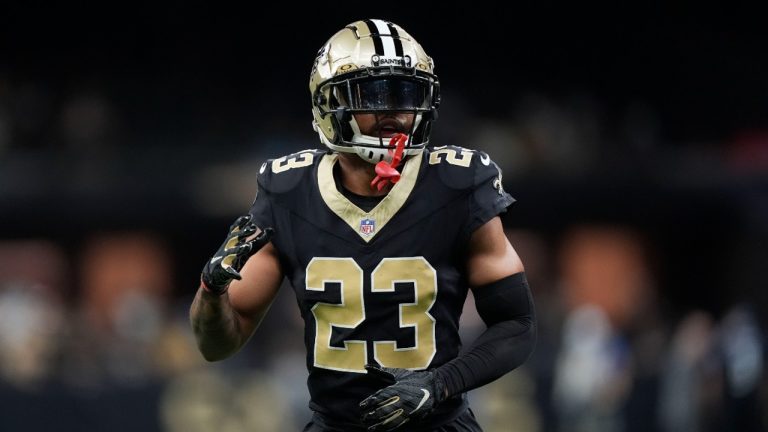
[367,410,407,432]
[237,223,258,238]
[223,245,243,257]
[376,366,411,381]
[360,387,399,411]
[224,234,241,251]
[254,227,275,245]
[364,364,397,385]
[229,214,252,232]
[362,395,401,423]
[223,265,242,281]
[236,227,272,257]
[235,242,253,257]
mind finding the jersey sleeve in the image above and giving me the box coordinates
[247,149,323,229]
[466,151,516,233]
[247,163,276,229]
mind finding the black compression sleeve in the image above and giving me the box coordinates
[434,273,536,398]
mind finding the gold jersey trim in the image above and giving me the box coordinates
[318,152,423,242]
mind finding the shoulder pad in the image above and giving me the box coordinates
[427,145,502,190]
[257,149,325,194]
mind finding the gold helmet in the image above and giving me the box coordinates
[309,19,440,163]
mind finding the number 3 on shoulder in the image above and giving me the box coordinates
[272,151,315,173]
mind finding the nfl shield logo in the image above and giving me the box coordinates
[360,218,375,236]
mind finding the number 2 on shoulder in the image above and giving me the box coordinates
[428,147,473,167]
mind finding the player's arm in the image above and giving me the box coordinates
[434,215,535,396]
[189,215,284,362]
[466,215,525,285]
[361,217,535,431]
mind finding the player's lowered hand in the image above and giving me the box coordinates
[200,214,274,295]
[360,364,446,431]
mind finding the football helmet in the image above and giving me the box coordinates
[309,19,440,164]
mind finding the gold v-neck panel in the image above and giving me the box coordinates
[318,152,423,242]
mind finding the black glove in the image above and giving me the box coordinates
[359,364,446,431]
[200,214,274,295]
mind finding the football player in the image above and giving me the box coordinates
[190,19,536,431]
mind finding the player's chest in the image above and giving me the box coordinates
[279,196,467,261]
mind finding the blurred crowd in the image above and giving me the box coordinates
[1,73,767,432]
[0,226,765,431]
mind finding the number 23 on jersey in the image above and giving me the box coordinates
[306,257,437,373]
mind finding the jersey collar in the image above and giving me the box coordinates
[318,152,423,243]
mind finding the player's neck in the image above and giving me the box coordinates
[336,153,391,197]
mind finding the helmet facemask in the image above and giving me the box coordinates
[314,66,439,163]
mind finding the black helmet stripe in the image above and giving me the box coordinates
[363,19,385,55]
[365,19,402,58]
[386,22,404,57]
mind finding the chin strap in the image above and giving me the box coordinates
[370,133,408,191]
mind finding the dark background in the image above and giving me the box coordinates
[0,3,766,431]
[5,3,767,140]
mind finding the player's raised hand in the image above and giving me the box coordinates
[200,214,274,295]
[360,364,446,431]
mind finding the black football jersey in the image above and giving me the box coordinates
[248,146,515,428]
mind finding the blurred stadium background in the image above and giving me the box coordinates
[1,3,766,431]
